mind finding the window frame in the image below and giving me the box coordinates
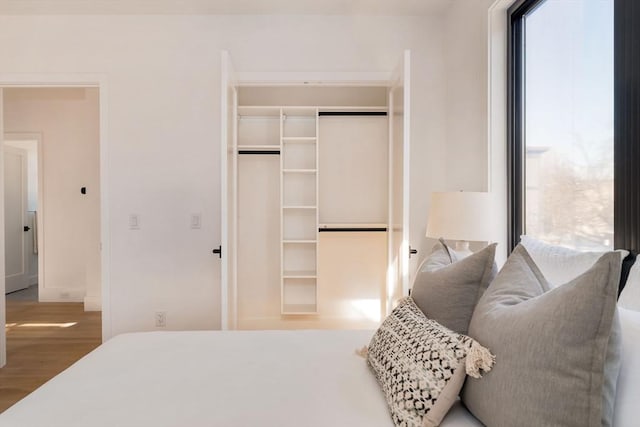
[507,0,547,252]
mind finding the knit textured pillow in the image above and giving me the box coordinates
[365,297,494,427]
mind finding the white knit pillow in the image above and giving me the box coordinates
[365,297,494,427]
[520,235,628,288]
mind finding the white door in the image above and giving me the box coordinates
[4,145,29,294]
[220,50,238,330]
[387,50,411,315]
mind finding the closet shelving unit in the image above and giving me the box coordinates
[280,107,319,314]
[235,101,393,327]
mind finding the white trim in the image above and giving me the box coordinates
[236,71,391,87]
[220,51,231,330]
[39,287,85,302]
[83,295,102,311]
[0,88,5,368]
[487,0,516,266]
[0,73,111,348]
[401,49,411,298]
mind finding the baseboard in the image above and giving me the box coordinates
[83,295,102,312]
[38,288,84,303]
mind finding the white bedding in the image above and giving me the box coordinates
[614,308,640,426]
[0,329,482,427]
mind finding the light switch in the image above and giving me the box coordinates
[129,214,140,230]
[191,213,201,229]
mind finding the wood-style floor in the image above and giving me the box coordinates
[0,301,101,413]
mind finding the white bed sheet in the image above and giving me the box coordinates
[0,329,482,427]
[614,308,640,427]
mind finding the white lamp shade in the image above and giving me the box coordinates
[425,191,493,242]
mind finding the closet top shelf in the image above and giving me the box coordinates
[282,137,316,142]
[237,106,280,117]
[238,105,388,117]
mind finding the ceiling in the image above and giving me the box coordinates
[0,0,453,15]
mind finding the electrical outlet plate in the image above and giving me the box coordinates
[129,214,140,230]
[190,213,201,229]
[155,311,166,327]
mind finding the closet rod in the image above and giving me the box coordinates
[238,150,281,155]
[318,111,387,116]
[319,227,387,232]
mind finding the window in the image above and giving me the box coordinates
[509,0,614,251]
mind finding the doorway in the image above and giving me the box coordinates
[0,88,103,388]
[3,88,101,307]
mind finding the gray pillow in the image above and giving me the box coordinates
[411,241,497,335]
[462,244,622,427]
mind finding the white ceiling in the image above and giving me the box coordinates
[0,0,453,15]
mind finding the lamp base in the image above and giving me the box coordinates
[454,240,473,258]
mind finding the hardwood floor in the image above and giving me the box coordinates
[0,301,101,413]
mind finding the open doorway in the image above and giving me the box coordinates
[3,88,101,307]
[0,88,102,411]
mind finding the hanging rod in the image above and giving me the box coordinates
[238,150,281,155]
[319,227,387,232]
[319,111,387,116]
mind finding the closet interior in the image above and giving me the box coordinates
[233,85,397,330]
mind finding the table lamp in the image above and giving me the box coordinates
[425,191,493,257]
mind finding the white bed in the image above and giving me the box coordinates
[3,307,639,427]
[0,329,482,427]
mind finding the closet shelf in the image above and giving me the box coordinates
[237,145,280,150]
[237,106,281,117]
[282,137,317,142]
[283,169,317,174]
[283,240,317,244]
[282,304,318,315]
[319,223,387,229]
[283,271,317,279]
[283,205,317,210]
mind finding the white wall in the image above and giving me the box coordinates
[3,88,101,304]
[0,14,448,336]
[443,0,495,192]
[409,0,504,270]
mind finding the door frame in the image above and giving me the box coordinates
[4,132,43,294]
[0,73,111,368]
[220,51,410,329]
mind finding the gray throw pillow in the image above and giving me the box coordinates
[462,244,622,427]
[411,241,497,335]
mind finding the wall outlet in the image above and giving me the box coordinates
[190,213,201,229]
[155,311,167,328]
[129,214,140,230]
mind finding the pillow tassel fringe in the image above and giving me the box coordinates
[355,345,368,358]
[465,341,495,379]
